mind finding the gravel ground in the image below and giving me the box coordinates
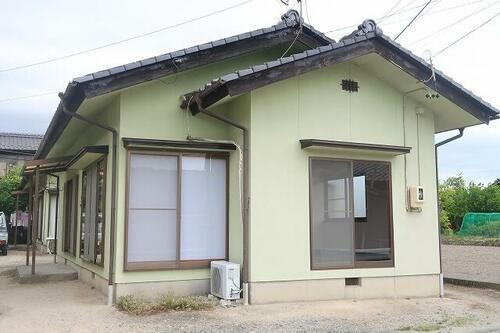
[442,245,500,284]
[1,250,500,332]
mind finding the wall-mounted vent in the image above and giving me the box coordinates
[341,79,359,93]
[345,277,361,286]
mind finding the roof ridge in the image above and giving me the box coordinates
[74,10,332,84]
[0,132,44,138]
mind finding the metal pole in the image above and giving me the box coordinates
[26,185,32,266]
[14,195,19,247]
[192,95,251,304]
[31,167,40,275]
[435,128,464,297]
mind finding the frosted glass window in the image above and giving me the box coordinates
[128,210,177,262]
[47,194,57,239]
[129,154,178,210]
[126,152,228,269]
[181,156,226,260]
[127,154,178,263]
[353,176,367,218]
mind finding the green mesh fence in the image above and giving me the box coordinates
[458,213,500,237]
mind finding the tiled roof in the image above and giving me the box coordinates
[186,19,499,119]
[73,10,333,84]
[0,132,43,152]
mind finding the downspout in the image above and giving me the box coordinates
[48,173,60,264]
[59,93,118,306]
[435,127,464,297]
[192,95,251,305]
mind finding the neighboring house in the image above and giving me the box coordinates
[0,132,42,177]
[23,11,498,304]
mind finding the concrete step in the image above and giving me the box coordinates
[16,263,78,284]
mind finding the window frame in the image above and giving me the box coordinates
[308,157,394,270]
[124,148,229,271]
[80,156,107,266]
[63,177,79,256]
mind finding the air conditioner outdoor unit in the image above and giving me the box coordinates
[210,261,241,300]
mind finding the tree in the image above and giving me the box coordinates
[439,175,500,232]
[0,167,26,215]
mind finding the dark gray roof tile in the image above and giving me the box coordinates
[292,52,307,60]
[156,53,172,62]
[108,66,126,75]
[221,73,239,82]
[170,50,186,58]
[212,38,226,47]
[140,57,156,66]
[0,132,43,151]
[250,29,264,37]
[73,74,94,83]
[198,43,212,51]
[237,68,254,76]
[124,62,141,71]
[185,46,199,55]
[239,32,251,40]
[225,36,239,44]
[266,60,282,68]
[252,64,268,72]
[262,26,276,33]
[93,70,110,79]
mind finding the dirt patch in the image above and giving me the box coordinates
[1,250,500,332]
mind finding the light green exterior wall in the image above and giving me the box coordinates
[39,50,443,292]
[248,62,439,282]
[46,97,120,280]
[114,49,283,284]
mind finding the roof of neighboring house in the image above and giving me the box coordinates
[0,132,43,152]
[36,10,332,159]
[182,19,499,124]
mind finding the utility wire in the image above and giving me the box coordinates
[407,0,499,47]
[394,0,433,40]
[434,11,500,56]
[378,0,405,23]
[0,0,255,74]
[325,0,485,34]
[0,91,58,103]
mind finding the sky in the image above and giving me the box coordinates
[0,0,498,183]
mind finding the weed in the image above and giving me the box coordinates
[116,293,214,315]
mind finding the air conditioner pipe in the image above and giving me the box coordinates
[192,95,251,305]
[59,93,118,306]
[435,127,464,297]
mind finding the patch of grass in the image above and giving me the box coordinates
[442,235,500,247]
[397,316,471,332]
[116,293,214,315]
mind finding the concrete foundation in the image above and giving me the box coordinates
[115,279,210,298]
[62,256,109,296]
[249,274,440,304]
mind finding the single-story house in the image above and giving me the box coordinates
[23,10,498,304]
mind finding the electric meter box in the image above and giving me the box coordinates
[409,186,424,209]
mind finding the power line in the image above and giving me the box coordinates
[407,0,499,47]
[394,0,433,40]
[434,11,500,56]
[378,0,405,23]
[0,91,58,103]
[0,0,255,74]
[325,0,486,35]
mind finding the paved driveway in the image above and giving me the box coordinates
[442,245,500,285]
